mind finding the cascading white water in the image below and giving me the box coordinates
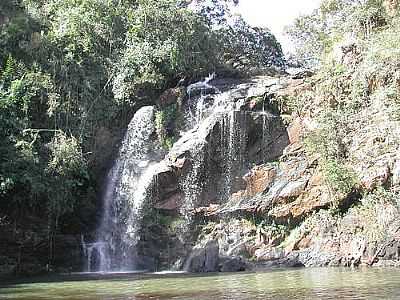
[177,86,250,213]
[84,75,272,272]
[84,106,160,272]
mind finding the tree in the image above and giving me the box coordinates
[112,0,221,102]
[285,0,388,67]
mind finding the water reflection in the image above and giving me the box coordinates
[1,268,400,300]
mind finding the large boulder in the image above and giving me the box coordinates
[220,256,247,272]
[184,240,220,273]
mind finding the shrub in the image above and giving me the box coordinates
[322,159,358,194]
[155,104,179,149]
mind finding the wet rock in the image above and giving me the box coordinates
[159,87,186,108]
[254,252,305,268]
[154,192,184,211]
[254,246,285,261]
[185,240,220,273]
[220,256,247,272]
[247,112,289,164]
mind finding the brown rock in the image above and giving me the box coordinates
[297,235,313,249]
[269,175,331,220]
[277,178,309,199]
[243,165,277,197]
[159,87,186,108]
[154,193,183,210]
[193,204,221,216]
[361,163,390,191]
[287,117,303,144]
[289,186,331,218]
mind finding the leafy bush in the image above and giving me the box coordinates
[113,0,220,102]
[322,159,358,194]
[217,16,285,72]
[286,0,389,66]
[155,104,180,149]
[304,106,359,194]
[342,187,399,242]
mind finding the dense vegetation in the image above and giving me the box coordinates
[285,0,400,196]
[0,0,284,236]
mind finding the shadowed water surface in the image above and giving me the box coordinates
[1,268,400,299]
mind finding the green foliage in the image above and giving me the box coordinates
[47,132,86,177]
[217,17,285,72]
[351,17,400,117]
[259,221,288,237]
[304,106,359,194]
[155,104,179,149]
[286,0,389,66]
[305,109,347,160]
[342,187,399,242]
[113,0,219,102]
[322,159,358,194]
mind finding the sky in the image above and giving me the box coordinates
[234,0,322,52]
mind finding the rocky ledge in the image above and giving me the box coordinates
[183,69,400,272]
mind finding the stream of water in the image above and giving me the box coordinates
[1,268,400,299]
[85,106,161,272]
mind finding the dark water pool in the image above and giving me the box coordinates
[1,267,400,299]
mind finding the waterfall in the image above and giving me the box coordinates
[219,109,248,200]
[179,148,205,219]
[177,88,249,212]
[85,106,160,272]
[84,75,274,273]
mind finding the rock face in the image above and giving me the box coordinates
[207,151,333,220]
[149,76,290,214]
[220,256,247,272]
[132,76,290,271]
[9,66,400,275]
[184,66,400,272]
[184,240,220,273]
